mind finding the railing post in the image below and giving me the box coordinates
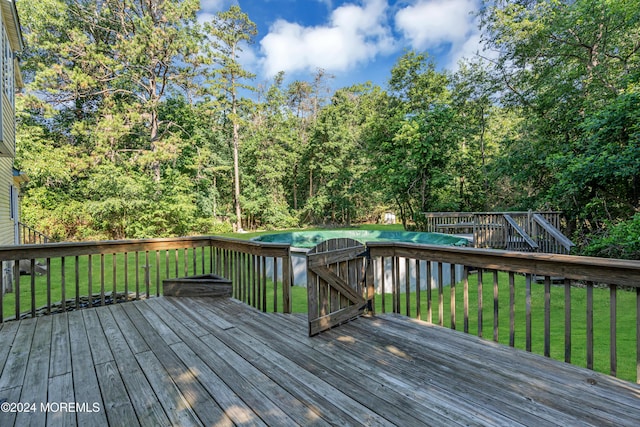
[282,250,291,314]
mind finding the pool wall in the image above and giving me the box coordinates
[257,230,467,292]
[273,249,463,292]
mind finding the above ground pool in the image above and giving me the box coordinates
[252,230,468,290]
[250,229,469,248]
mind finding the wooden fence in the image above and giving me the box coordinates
[422,211,574,254]
[365,242,640,383]
[0,236,291,322]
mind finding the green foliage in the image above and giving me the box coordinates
[14,0,640,255]
[583,214,640,259]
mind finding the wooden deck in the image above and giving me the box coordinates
[1,297,639,426]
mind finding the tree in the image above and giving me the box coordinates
[242,72,299,228]
[203,5,257,232]
[480,0,640,237]
[367,51,460,227]
[304,83,384,224]
[17,0,211,239]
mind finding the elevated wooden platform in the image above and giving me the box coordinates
[1,297,639,426]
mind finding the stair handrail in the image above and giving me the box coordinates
[532,213,575,254]
[503,214,539,251]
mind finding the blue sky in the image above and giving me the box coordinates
[199,0,484,90]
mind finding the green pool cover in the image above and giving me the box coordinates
[251,230,469,249]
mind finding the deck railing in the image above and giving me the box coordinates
[422,211,573,253]
[366,242,640,383]
[17,222,52,244]
[2,234,638,382]
[0,236,292,322]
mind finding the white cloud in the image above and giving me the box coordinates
[395,0,482,68]
[259,0,394,76]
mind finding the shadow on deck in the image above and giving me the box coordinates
[0,297,639,426]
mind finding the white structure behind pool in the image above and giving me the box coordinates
[255,231,468,293]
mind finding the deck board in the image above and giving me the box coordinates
[0,296,639,426]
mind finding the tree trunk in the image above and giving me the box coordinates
[232,120,242,231]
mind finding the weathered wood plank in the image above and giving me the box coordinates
[236,301,528,426]
[67,310,108,427]
[215,299,467,426]
[95,361,141,427]
[96,307,172,427]
[132,300,181,345]
[134,350,203,427]
[107,304,150,355]
[46,373,76,427]
[309,304,366,336]
[49,313,71,378]
[0,321,19,372]
[16,316,53,427]
[2,296,640,426]
[171,341,268,427]
[0,318,36,391]
[120,302,233,426]
[152,297,209,337]
[163,297,314,426]
[82,309,113,365]
[180,299,385,426]
[376,314,640,423]
[0,386,21,427]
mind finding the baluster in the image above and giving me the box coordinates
[273,256,278,313]
[113,254,117,301]
[610,284,617,377]
[463,266,469,333]
[586,281,594,370]
[262,256,267,312]
[282,253,291,314]
[509,272,515,347]
[525,273,532,352]
[61,257,66,313]
[415,259,421,320]
[438,262,444,326]
[380,256,386,314]
[88,255,93,307]
[426,261,432,324]
[145,251,150,298]
[477,269,483,337]
[100,254,105,306]
[13,261,20,320]
[135,252,139,300]
[155,250,160,297]
[30,259,36,317]
[124,253,129,301]
[46,258,52,314]
[174,249,179,278]
[493,270,498,342]
[544,276,551,357]
[451,263,456,330]
[405,257,410,317]
[564,278,571,363]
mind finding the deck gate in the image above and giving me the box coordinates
[307,238,374,336]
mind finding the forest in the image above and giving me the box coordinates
[14,0,640,259]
